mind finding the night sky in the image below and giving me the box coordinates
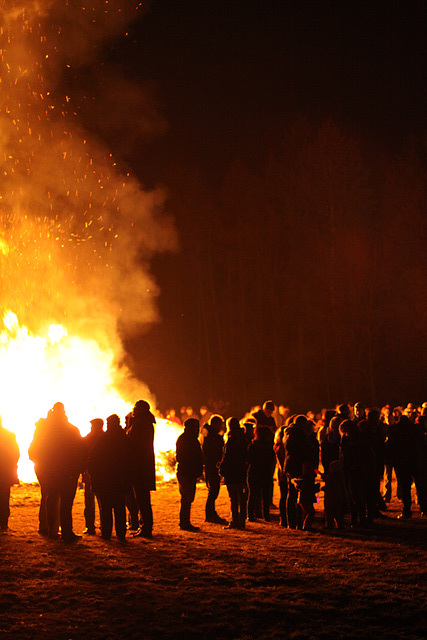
[75,0,427,415]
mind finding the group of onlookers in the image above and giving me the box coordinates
[179,400,427,532]
[0,399,425,540]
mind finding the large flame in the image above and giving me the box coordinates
[0,2,179,482]
[0,311,182,482]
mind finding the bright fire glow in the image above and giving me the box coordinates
[0,312,181,482]
[0,3,178,484]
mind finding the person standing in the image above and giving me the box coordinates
[29,402,85,542]
[220,417,248,529]
[82,418,104,535]
[283,415,311,529]
[247,425,276,522]
[176,418,203,531]
[89,414,131,542]
[127,400,156,539]
[0,416,20,531]
[202,414,227,524]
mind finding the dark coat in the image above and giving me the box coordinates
[127,412,156,491]
[386,416,425,472]
[28,415,85,482]
[283,424,310,479]
[220,428,247,485]
[88,426,132,495]
[176,429,203,482]
[0,427,20,486]
[247,432,276,486]
[202,427,224,478]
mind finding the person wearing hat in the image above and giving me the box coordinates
[82,418,104,535]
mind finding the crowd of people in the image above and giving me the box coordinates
[0,399,426,541]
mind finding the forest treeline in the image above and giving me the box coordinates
[138,119,426,414]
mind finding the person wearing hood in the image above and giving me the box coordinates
[127,400,156,539]
[176,418,203,532]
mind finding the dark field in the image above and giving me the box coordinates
[1,481,426,639]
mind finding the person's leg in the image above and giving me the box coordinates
[0,485,10,529]
[286,476,298,529]
[45,480,60,539]
[84,482,96,533]
[59,476,79,541]
[99,492,113,540]
[113,493,127,541]
[205,475,221,521]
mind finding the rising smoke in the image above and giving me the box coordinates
[0,0,176,346]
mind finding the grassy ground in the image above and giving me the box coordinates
[0,480,426,639]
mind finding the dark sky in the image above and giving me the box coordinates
[87,0,426,415]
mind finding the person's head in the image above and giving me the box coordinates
[106,414,121,431]
[133,400,150,418]
[392,406,402,421]
[324,409,336,427]
[294,414,308,429]
[200,406,208,417]
[278,404,289,417]
[90,418,104,433]
[263,400,275,416]
[353,402,365,420]
[367,408,381,425]
[184,417,199,438]
[226,417,240,433]
[243,420,255,439]
[209,414,224,434]
[339,418,358,439]
[338,404,350,418]
[52,402,66,417]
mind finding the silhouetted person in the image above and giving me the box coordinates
[366,408,388,515]
[176,418,203,531]
[220,417,248,529]
[28,402,85,542]
[127,400,156,538]
[291,460,317,531]
[82,418,104,535]
[274,425,288,527]
[339,418,363,527]
[321,404,348,475]
[202,414,227,525]
[0,417,20,531]
[247,425,276,522]
[124,411,140,531]
[357,419,377,526]
[283,415,311,529]
[252,401,277,435]
[323,459,346,529]
[386,415,427,518]
[29,417,50,535]
[88,414,131,541]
